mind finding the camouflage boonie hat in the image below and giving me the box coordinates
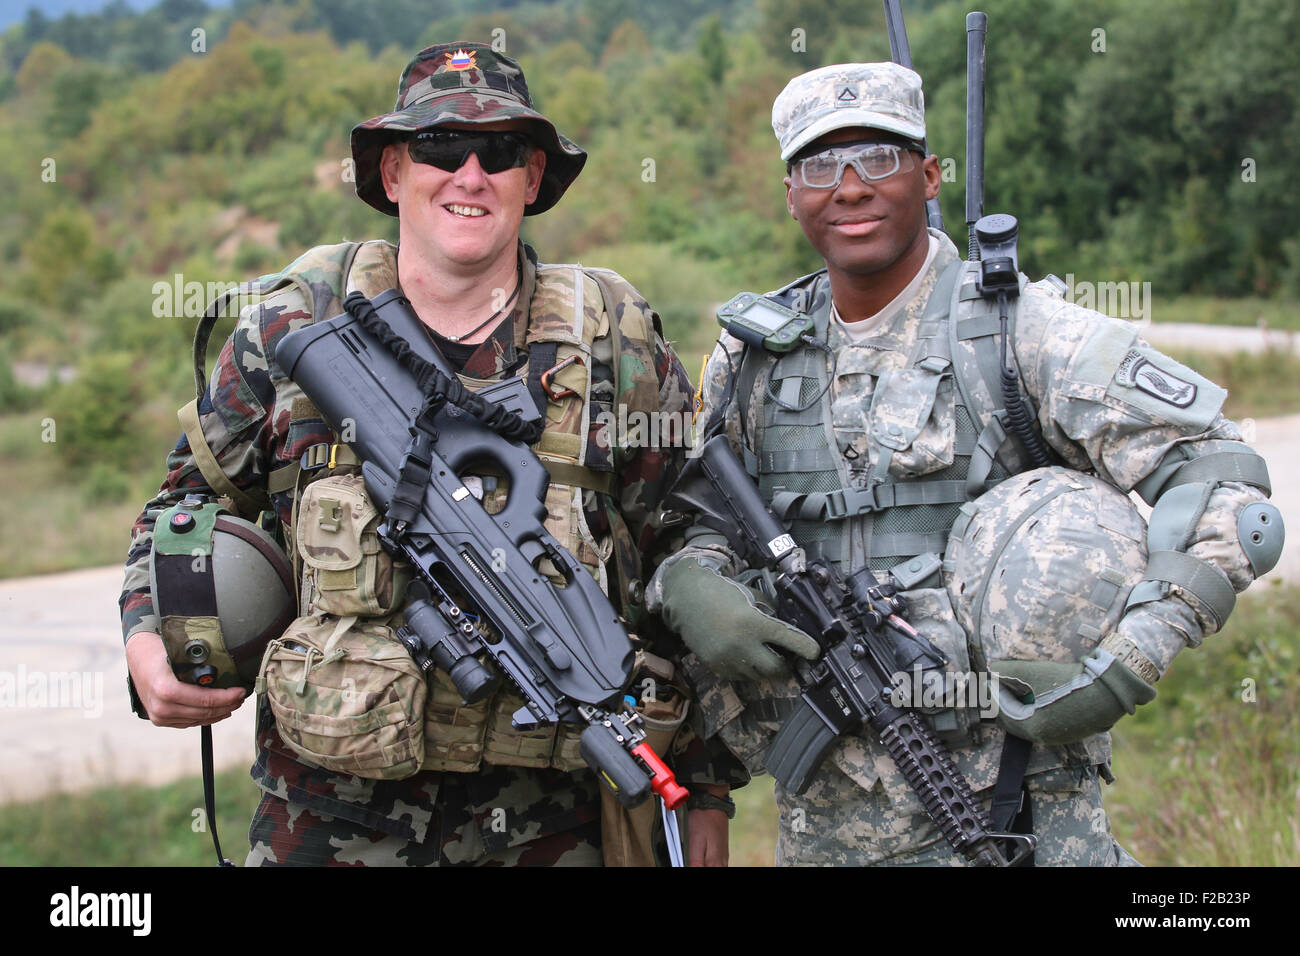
[352,42,587,216]
[772,61,926,161]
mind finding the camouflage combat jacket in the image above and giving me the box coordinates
[121,240,742,850]
[650,229,1268,817]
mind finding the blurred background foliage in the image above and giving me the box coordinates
[0,0,1297,570]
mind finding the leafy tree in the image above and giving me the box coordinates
[45,63,107,140]
[756,0,876,63]
[581,0,639,55]
[47,350,144,469]
[697,15,727,85]
[15,40,71,96]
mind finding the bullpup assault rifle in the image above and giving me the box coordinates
[275,289,687,812]
[668,435,1034,866]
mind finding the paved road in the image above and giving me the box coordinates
[0,415,1295,806]
[1139,322,1298,355]
[0,566,257,805]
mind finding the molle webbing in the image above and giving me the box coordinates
[740,259,1025,572]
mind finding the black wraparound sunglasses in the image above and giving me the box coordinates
[406,129,533,174]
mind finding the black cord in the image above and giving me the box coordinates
[700,337,742,446]
[997,290,1052,468]
[765,333,838,413]
[343,292,542,445]
[201,725,233,867]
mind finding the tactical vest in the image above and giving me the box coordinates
[181,240,661,774]
[722,258,1112,793]
[734,258,1048,583]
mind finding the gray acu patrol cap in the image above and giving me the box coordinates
[772,61,926,161]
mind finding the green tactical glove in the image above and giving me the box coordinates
[990,649,1157,747]
[659,558,821,681]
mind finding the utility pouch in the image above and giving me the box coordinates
[257,613,426,780]
[482,688,568,768]
[419,665,493,773]
[296,473,411,617]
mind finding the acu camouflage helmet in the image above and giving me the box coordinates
[943,467,1149,672]
[352,42,587,217]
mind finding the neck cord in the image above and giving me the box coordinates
[443,261,523,343]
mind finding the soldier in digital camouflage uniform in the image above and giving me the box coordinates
[121,42,743,867]
[649,62,1283,866]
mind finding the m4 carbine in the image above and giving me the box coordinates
[275,289,687,812]
[668,434,1033,865]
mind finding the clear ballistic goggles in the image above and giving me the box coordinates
[791,140,921,189]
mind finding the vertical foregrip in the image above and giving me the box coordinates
[870,706,1006,867]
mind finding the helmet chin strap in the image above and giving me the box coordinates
[202,725,234,867]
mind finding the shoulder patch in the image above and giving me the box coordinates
[1115,349,1197,408]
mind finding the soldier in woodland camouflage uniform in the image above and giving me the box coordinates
[121,43,742,867]
[650,62,1283,866]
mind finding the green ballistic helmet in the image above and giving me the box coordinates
[943,467,1149,671]
[149,495,295,690]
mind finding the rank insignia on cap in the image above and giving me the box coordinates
[446,48,476,71]
[834,83,859,107]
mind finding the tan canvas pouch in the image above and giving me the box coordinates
[256,612,426,780]
[296,473,410,617]
[483,687,561,768]
[419,665,493,773]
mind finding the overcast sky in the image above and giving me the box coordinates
[0,1,232,33]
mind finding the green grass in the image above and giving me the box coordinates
[1105,580,1300,866]
[730,774,778,866]
[1167,348,1300,420]
[0,764,263,867]
[0,404,177,578]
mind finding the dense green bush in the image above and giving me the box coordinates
[45,350,144,469]
[0,346,29,413]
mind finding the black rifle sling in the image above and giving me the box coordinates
[389,398,439,533]
[526,340,559,419]
[991,733,1035,866]
[342,292,541,444]
[340,291,545,536]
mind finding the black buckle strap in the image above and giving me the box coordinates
[388,400,440,535]
[824,486,884,520]
[990,734,1035,867]
[299,442,332,473]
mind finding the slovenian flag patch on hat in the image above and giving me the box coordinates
[446,48,476,71]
